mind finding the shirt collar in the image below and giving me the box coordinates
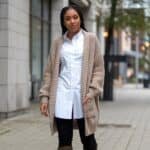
[63,28,83,41]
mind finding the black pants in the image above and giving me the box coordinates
[55,117,97,149]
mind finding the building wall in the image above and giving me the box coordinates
[50,0,68,42]
[99,26,105,55]
[0,0,30,117]
[0,0,8,113]
[121,30,131,54]
[83,3,97,33]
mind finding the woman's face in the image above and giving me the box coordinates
[64,8,81,34]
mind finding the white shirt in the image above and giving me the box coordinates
[55,30,84,119]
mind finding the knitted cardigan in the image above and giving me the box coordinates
[39,30,105,136]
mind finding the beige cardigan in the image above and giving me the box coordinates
[39,30,105,136]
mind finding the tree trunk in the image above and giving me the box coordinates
[103,0,118,100]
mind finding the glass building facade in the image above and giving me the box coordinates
[30,0,51,100]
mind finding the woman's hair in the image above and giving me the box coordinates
[60,5,87,35]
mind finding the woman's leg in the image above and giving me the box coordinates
[55,117,73,148]
[77,118,97,150]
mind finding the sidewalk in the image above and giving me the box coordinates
[100,85,150,150]
[0,84,150,150]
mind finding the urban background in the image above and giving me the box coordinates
[0,0,150,150]
[1,0,149,116]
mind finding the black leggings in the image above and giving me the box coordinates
[55,117,97,149]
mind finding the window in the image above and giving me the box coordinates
[31,18,42,80]
[31,0,41,18]
[30,0,51,100]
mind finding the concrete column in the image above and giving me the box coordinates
[0,0,9,116]
[0,0,30,118]
[83,3,97,33]
[99,26,105,55]
[51,0,68,42]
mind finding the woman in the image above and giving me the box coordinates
[39,5,104,150]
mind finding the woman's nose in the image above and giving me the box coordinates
[70,18,75,23]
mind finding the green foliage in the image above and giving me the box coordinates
[116,9,146,30]
[128,76,136,83]
[104,8,149,32]
[139,57,146,71]
[99,0,150,32]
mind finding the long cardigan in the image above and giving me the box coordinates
[39,30,105,136]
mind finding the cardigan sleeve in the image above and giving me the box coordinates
[86,35,105,99]
[39,40,57,103]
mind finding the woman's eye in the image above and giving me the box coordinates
[65,15,79,21]
[65,18,70,21]
[73,15,78,19]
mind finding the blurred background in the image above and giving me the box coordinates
[0,0,149,117]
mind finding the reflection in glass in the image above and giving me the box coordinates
[43,0,49,21]
[30,0,51,100]
[31,0,41,17]
[43,23,49,73]
[31,18,41,80]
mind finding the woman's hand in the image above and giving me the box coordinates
[83,95,91,104]
[40,102,49,117]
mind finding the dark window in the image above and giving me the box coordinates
[30,0,51,100]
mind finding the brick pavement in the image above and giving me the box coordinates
[0,84,150,150]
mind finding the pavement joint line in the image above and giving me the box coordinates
[9,119,42,124]
[98,123,132,128]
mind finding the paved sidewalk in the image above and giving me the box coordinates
[0,84,150,150]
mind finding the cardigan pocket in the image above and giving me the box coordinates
[83,100,96,118]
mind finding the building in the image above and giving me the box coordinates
[0,0,104,118]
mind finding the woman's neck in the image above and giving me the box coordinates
[67,29,81,40]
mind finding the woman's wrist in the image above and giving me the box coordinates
[40,96,49,104]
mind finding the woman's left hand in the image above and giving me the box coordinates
[83,96,91,104]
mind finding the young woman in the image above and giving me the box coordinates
[39,5,104,150]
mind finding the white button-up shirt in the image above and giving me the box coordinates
[55,30,84,119]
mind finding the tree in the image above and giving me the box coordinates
[97,0,150,100]
[103,0,118,100]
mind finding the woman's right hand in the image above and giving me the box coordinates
[40,102,49,117]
